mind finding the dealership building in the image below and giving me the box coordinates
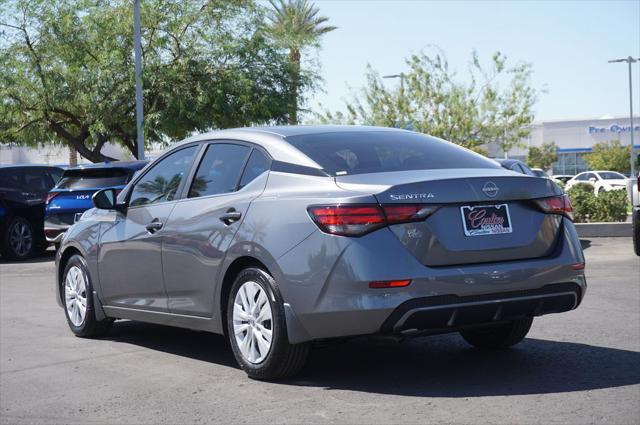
[490,115,640,176]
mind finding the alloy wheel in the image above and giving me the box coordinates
[9,220,32,257]
[232,281,274,364]
[65,266,88,327]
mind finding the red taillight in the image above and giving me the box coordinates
[369,279,411,289]
[45,192,60,205]
[308,204,438,237]
[534,195,573,220]
[307,205,386,236]
[572,262,586,270]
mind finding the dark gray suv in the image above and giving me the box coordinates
[55,126,586,380]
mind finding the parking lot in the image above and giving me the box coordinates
[0,238,638,424]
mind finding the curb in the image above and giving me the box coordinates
[574,222,631,238]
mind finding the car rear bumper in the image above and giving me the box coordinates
[277,218,586,343]
[44,213,76,242]
[380,282,582,334]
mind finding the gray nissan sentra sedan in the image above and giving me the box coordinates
[55,126,586,380]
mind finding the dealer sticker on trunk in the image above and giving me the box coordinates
[460,204,512,236]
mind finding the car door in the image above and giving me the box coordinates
[97,145,200,311]
[161,143,271,317]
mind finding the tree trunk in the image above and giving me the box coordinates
[68,147,78,166]
[288,47,300,125]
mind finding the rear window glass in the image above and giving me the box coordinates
[57,168,131,189]
[286,131,499,176]
[599,172,625,180]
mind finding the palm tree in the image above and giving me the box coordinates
[266,0,336,124]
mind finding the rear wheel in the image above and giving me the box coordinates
[226,267,309,380]
[62,254,113,337]
[460,317,533,349]
[1,217,35,260]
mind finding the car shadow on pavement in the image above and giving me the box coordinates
[106,320,237,368]
[291,334,640,397]
[104,321,639,398]
[0,249,56,264]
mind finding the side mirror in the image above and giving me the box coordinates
[92,188,118,210]
[588,177,596,183]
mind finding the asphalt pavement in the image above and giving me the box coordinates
[1,238,638,424]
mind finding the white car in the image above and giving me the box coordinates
[565,170,628,195]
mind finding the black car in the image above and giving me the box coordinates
[494,158,538,176]
[0,165,64,260]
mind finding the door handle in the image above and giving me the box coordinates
[220,208,242,225]
[145,219,163,233]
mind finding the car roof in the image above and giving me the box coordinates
[177,125,410,169]
[0,164,64,170]
[65,160,148,172]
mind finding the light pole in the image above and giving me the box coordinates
[133,0,145,160]
[608,56,639,177]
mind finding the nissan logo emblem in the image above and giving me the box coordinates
[482,181,499,198]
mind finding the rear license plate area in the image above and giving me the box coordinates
[460,204,512,236]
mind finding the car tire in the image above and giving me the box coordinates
[226,267,310,380]
[633,208,640,257]
[1,217,36,261]
[62,254,113,338]
[460,317,533,349]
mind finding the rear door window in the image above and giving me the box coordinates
[239,149,270,190]
[188,144,250,198]
[286,131,499,176]
[57,168,131,190]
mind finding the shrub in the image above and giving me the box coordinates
[566,183,628,223]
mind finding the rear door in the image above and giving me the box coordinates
[162,143,271,316]
[98,146,200,311]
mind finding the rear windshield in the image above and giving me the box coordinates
[56,168,131,189]
[286,131,500,176]
[599,172,625,180]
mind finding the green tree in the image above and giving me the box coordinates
[583,141,637,174]
[0,0,309,162]
[527,141,558,170]
[266,0,336,124]
[317,50,537,155]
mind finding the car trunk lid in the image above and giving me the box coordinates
[335,169,565,267]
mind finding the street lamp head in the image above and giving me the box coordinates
[383,74,403,79]
[608,57,638,63]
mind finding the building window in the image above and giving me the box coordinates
[552,152,588,175]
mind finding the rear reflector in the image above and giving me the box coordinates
[308,204,438,237]
[369,280,411,289]
[572,262,586,270]
[534,195,573,220]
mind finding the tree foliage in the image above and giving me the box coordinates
[317,50,538,155]
[266,0,335,124]
[0,0,311,162]
[527,141,558,170]
[583,140,636,174]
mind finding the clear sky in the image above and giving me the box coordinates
[295,0,640,122]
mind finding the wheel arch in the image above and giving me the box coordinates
[219,256,270,336]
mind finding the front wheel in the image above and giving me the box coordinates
[62,254,113,338]
[226,268,309,380]
[460,317,533,349]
